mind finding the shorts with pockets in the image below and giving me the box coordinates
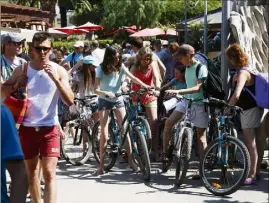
[175,99,209,128]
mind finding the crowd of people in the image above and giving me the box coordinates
[1,31,268,203]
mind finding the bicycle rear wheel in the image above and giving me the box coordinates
[134,126,151,181]
[175,128,193,186]
[60,120,92,166]
[91,121,118,171]
[200,136,250,196]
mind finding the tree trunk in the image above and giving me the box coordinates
[59,6,67,27]
[40,0,57,26]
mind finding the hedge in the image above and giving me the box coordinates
[53,40,114,51]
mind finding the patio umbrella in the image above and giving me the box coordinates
[75,22,103,31]
[47,28,67,38]
[54,26,88,35]
[130,28,163,37]
[130,27,177,37]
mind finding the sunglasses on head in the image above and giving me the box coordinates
[34,47,51,52]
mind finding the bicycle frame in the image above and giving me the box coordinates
[109,98,143,155]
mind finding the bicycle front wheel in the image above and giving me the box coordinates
[134,126,151,181]
[200,136,250,196]
[175,128,193,186]
[137,116,152,152]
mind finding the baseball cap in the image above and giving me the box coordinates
[73,41,84,48]
[83,55,99,66]
[173,44,195,58]
[2,32,25,44]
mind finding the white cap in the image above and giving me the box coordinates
[73,41,84,48]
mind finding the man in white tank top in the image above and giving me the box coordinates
[2,32,74,203]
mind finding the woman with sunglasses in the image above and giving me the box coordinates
[94,45,151,176]
[130,46,161,161]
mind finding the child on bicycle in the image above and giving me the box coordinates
[129,47,161,161]
[94,45,151,176]
[162,44,208,175]
[160,65,187,92]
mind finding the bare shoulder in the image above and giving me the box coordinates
[51,61,67,75]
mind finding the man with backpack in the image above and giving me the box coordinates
[162,44,209,172]
[60,41,84,69]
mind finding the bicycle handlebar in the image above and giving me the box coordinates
[207,97,243,112]
[74,95,98,102]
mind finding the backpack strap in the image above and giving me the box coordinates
[195,63,203,79]
[22,62,28,88]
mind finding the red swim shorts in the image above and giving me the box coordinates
[19,125,60,160]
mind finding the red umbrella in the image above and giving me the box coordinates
[75,22,103,31]
[54,26,88,35]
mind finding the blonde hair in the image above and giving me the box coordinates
[135,46,152,67]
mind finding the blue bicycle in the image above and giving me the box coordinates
[199,98,250,196]
[92,89,152,181]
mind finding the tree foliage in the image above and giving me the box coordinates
[101,0,164,30]
[159,0,222,26]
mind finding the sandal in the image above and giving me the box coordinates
[243,178,257,185]
[92,169,104,176]
[129,159,140,173]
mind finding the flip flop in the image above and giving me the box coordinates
[244,178,257,185]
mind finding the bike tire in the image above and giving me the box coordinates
[134,126,151,181]
[60,121,92,166]
[91,121,118,171]
[137,116,152,152]
[175,128,193,186]
[161,121,174,173]
[200,136,250,196]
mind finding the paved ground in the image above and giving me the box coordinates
[54,158,269,203]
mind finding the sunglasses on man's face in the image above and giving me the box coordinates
[34,47,51,52]
[9,41,22,46]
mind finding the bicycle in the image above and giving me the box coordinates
[92,89,152,181]
[162,94,208,186]
[60,95,98,166]
[199,97,250,196]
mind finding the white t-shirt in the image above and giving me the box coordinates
[1,55,26,82]
[73,72,94,98]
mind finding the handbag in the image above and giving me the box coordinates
[3,62,28,130]
[62,103,80,122]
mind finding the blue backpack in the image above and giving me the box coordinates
[242,68,269,109]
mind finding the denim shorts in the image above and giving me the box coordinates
[98,98,125,111]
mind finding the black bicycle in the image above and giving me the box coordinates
[60,95,98,166]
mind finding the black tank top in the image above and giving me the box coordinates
[236,83,257,110]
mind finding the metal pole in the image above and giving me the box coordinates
[184,0,188,42]
[203,0,208,55]
[221,0,231,99]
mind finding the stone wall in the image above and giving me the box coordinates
[229,1,268,73]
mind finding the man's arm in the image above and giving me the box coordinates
[56,65,74,106]
[6,160,28,203]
